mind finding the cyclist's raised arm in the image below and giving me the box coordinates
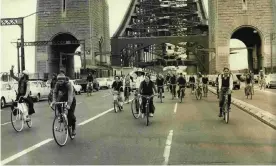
[153,82,157,94]
[138,81,143,94]
[67,82,74,108]
[10,68,19,81]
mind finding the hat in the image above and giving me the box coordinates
[22,70,29,75]
[57,73,66,80]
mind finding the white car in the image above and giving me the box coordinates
[160,1,171,7]
[107,78,114,89]
[69,80,82,95]
[21,81,51,102]
[265,74,276,88]
[1,82,17,108]
[96,78,109,89]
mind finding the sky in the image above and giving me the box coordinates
[0,0,247,73]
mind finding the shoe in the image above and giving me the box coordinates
[149,113,154,117]
[218,113,223,117]
[26,116,31,122]
[162,96,165,98]
[141,113,144,118]
[72,129,76,136]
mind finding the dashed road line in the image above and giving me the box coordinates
[163,130,174,165]
[174,103,178,113]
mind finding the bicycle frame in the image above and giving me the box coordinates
[140,95,156,126]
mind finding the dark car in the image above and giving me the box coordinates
[232,74,240,90]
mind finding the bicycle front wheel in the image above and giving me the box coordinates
[146,104,149,126]
[131,99,140,119]
[26,117,32,128]
[52,115,69,147]
[224,105,229,124]
[11,108,24,132]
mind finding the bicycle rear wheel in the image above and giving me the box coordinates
[180,90,183,103]
[114,101,118,113]
[52,114,68,147]
[160,92,163,103]
[11,108,24,132]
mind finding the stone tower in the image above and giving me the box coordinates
[209,0,276,73]
[35,0,110,78]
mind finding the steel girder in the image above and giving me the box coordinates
[137,59,197,68]
[11,40,85,47]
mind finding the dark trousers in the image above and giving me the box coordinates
[219,88,231,113]
[170,85,176,96]
[57,98,76,130]
[142,98,154,114]
[11,94,35,115]
[124,87,131,98]
[177,86,186,97]
[157,86,164,93]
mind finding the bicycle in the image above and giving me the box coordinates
[157,86,164,103]
[112,87,123,113]
[195,83,203,100]
[220,88,231,124]
[203,84,208,97]
[170,84,177,100]
[124,86,131,104]
[259,78,266,90]
[245,84,253,100]
[52,102,75,147]
[11,96,32,132]
[87,82,93,96]
[131,90,142,119]
[140,94,156,126]
[190,82,195,94]
[178,86,186,103]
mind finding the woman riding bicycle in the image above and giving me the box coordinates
[244,72,253,95]
[156,74,165,98]
[10,65,35,121]
[177,73,186,98]
[123,74,132,101]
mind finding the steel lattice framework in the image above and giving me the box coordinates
[11,40,85,46]
[111,0,209,72]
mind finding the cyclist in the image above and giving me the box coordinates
[156,74,165,98]
[189,74,196,92]
[10,65,35,121]
[86,72,93,92]
[123,74,132,101]
[218,67,233,117]
[259,69,265,87]
[112,76,124,110]
[165,73,171,92]
[195,72,203,93]
[177,73,186,98]
[202,74,209,95]
[170,74,177,98]
[139,74,157,118]
[244,71,252,95]
[51,73,77,136]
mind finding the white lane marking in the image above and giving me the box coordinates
[1,121,14,126]
[76,102,82,105]
[163,130,174,165]
[1,138,53,165]
[173,103,178,113]
[77,108,114,126]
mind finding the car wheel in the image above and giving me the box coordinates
[1,97,6,109]
[79,91,81,95]
[36,94,41,102]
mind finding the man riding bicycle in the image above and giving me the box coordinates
[86,72,93,92]
[189,75,196,92]
[139,74,157,118]
[112,76,124,110]
[10,65,35,121]
[156,74,165,98]
[259,69,265,87]
[202,74,209,94]
[244,71,253,95]
[123,74,132,101]
[170,74,177,97]
[218,67,233,117]
[51,73,77,136]
[177,73,186,98]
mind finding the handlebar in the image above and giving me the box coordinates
[15,96,25,103]
[139,94,157,100]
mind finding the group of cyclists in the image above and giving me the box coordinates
[8,62,267,136]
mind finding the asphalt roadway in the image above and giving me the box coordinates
[1,88,275,165]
